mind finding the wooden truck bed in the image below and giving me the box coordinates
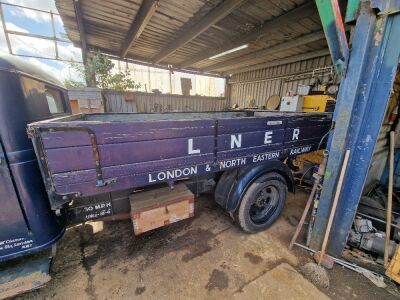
[28,111,332,209]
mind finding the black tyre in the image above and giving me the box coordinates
[235,172,287,233]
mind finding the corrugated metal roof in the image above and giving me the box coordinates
[56,0,327,75]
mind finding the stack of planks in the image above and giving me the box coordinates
[130,183,194,235]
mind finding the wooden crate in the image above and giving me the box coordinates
[130,183,194,235]
[386,245,400,283]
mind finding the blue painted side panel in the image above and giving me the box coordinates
[29,112,332,207]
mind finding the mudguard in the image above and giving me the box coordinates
[214,160,294,213]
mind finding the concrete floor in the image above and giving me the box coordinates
[18,191,398,300]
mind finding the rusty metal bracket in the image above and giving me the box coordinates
[28,128,79,209]
[28,125,117,209]
[38,126,116,187]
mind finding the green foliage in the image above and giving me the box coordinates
[68,51,141,91]
[63,79,85,88]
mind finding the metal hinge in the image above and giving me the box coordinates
[96,178,117,187]
[27,127,39,139]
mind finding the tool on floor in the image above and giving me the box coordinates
[384,131,395,267]
[306,184,322,247]
[289,150,329,250]
[295,243,387,288]
[314,149,351,269]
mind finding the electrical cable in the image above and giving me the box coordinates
[317,129,332,150]
[299,166,315,185]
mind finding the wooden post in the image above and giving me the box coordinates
[385,131,395,266]
[318,149,350,264]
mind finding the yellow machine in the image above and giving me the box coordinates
[302,95,336,113]
[294,95,335,165]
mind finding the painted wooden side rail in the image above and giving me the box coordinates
[28,112,332,208]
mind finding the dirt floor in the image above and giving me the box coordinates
[17,191,399,300]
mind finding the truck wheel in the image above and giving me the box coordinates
[236,172,287,233]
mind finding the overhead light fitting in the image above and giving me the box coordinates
[208,44,249,60]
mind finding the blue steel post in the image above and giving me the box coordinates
[310,1,400,256]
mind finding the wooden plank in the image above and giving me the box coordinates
[46,135,215,173]
[152,0,247,64]
[53,154,214,186]
[130,183,191,211]
[121,0,159,58]
[130,183,194,235]
[40,119,216,148]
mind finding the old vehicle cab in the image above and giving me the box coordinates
[0,54,70,262]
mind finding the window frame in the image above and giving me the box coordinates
[18,74,69,120]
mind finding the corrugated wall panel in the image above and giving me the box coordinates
[228,55,333,108]
[228,57,399,190]
[104,91,227,113]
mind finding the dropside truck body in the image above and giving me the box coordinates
[28,111,331,217]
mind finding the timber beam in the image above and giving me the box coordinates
[73,0,88,64]
[120,0,159,59]
[152,0,246,64]
[223,49,330,75]
[205,30,326,72]
[180,1,318,68]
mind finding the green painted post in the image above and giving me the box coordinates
[345,0,361,23]
[315,0,349,76]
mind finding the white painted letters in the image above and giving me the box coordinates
[148,166,198,183]
[149,174,156,183]
[289,145,312,155]
[219,158,246,169]
[231,134,242,149]
[264,131,273,144]
[253,151,280,163]
[188,138,200,155]
[292,129,300,141]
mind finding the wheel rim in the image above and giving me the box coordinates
[249,184,279,225]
